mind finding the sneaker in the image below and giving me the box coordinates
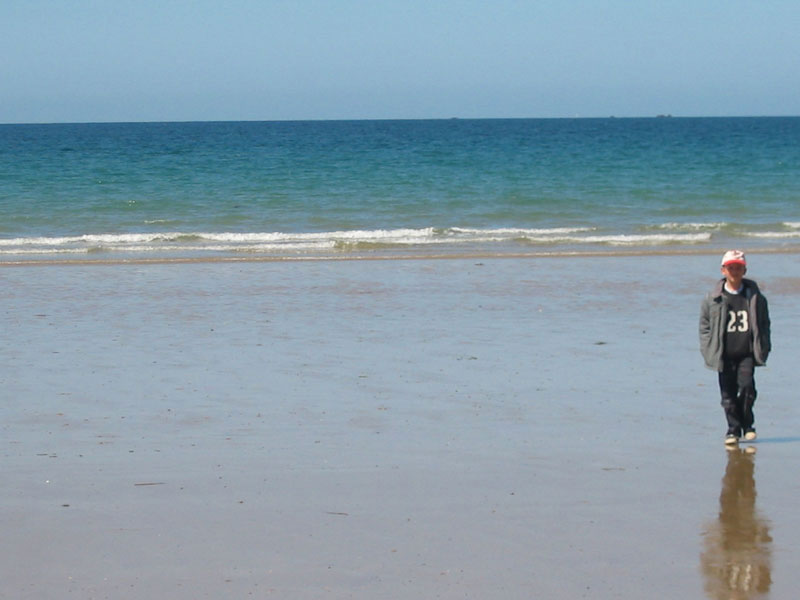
[744,430,757,441]
[725,433,740,445]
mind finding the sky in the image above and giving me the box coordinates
[2,0,799,123]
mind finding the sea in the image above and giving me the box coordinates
[1,117,799,263]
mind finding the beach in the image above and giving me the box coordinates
[2,252,799,599]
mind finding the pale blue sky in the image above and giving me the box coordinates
[2,0,798,123]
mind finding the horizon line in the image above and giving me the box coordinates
[2,114,800,127]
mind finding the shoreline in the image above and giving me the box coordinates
[2,244,800,267]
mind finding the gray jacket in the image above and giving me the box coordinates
[699,278,771,371]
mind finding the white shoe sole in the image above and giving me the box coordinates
[744,431,757,441]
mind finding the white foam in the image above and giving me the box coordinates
[583,233,711,245]
[0,227,715,256]
[519,232,712,245]
[654,222,727,231]
[450,226,596,235]
[745,231,800,239]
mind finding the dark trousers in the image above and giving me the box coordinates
[718,355,757,434]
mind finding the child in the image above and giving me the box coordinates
[699,250,771,445]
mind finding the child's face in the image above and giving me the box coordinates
[721,262,746,288]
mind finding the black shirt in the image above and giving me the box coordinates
[723,287,752,359]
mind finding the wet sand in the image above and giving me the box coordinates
[2,254,799,599]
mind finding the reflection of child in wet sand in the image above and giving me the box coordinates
[700,448,772,599]
[699,250,771,445]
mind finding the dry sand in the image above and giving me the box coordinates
[2,254,799,599]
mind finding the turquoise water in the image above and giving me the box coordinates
[1,117,799,260]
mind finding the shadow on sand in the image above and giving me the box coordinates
[746,436,800,444]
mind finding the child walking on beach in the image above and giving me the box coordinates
[699,250,771,445]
